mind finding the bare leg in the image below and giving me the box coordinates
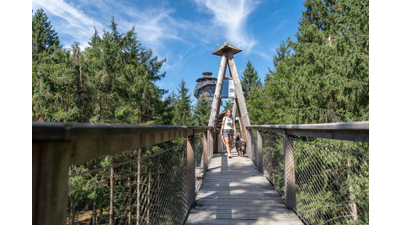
[224,137,231,154]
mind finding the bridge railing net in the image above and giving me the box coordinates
[260,132,369,225]
[67,136,204,225]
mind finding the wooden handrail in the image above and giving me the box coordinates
[32,122,212,225]
[247,121,369,143]
[33,122,211,141]
[247,121,369,211]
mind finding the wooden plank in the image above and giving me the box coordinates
[186,150,302,224]
[187,220,303,225]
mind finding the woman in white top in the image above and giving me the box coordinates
[219,109,237,158]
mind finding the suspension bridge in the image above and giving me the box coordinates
[32,43,369,225]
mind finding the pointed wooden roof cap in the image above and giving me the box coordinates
[212,42,242,56]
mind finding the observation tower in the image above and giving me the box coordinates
[193,72,217,104]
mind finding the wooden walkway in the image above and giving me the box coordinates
[186,149,303,225]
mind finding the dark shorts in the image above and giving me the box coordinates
[223,130,234,138]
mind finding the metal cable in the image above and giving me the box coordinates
[260,132,369,225]
[67,137,204,225]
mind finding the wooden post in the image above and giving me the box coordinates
[249,130,257,166]
[348,158,358,220]
[208,42,252,156]
[187,135,196,208]
[32,141,72,225]
[257,130,263,172]
[207,49,226,153]
[208,52,228,133]
[202,131,208,174]
[284,132,296,210]
[226,49,252,154]
[232,100,237,118]
[235,100,244,139]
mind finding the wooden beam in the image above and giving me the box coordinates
[247,121,369,143]
[227,50,251,128]
[32,141,72,225]
[226,49,252,156]
[187,135,196,208]
[257,130,263,172]
[208,52,228,130]
[202,131,208,173]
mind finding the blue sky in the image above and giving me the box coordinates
[31,0,304,105]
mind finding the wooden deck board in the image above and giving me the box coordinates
[186,149,303,224]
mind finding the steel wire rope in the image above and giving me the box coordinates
[68,142,186,178]
[290,137,368,155]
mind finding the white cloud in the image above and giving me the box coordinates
[194,0,259,53]
[117,6,200,72]
[254,50,272,61]
[32,0,103,49]
[274,20,287,32]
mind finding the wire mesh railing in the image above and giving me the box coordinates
[68,141,194,225]
[258,132,369,225]
[32,123,211,225]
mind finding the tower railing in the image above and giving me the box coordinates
[247,121,369,224]
[33,122,212,225]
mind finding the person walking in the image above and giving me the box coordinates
[220,109,237,158]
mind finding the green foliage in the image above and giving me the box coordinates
[193,94,211,126]
[249,1,369,224]
[32,10,168,125]
[32,8,61,63]
[171,80,192,125]
[241,60,261,100]
[222,99,234,113]
[249,0,368,125]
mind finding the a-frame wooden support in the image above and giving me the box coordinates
[207,42,252,155]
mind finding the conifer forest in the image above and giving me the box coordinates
[33,0,368,224]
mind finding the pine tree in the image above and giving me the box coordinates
[258,0,369,125]
[193,94,211,126]
[222,100,234,113]
[171,80,192,125]
[247,38,293,125]
[32,8,61,63]
[241,61,261,100]
[82,18,167,124]
[32,9,79,122]
[251,1,369,224]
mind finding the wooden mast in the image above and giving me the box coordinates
[208,42,252,154]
